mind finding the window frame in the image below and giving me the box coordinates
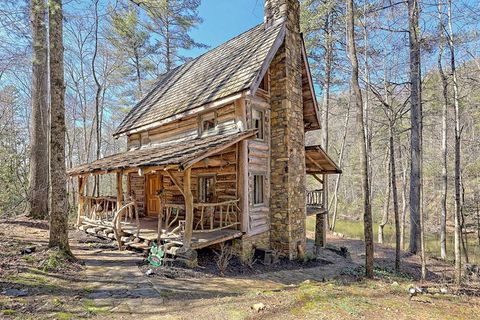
[252,174,265,206]
[252,108,265,141]
[198,112,218,136]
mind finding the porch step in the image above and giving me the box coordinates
[125,241,150,252]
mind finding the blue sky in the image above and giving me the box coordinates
[185,0,264,57]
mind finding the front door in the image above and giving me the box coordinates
[146,174,161,216]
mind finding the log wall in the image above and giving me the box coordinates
[246,94,271,234]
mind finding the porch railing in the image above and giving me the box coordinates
[306,189,324,207]
[193,199,240,232]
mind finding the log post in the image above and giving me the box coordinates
[116,172,123,210]
[183,168,194,249]
[76,176,85,227]
[235,98,249,233]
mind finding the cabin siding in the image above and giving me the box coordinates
[127,103,238,150]
[246,95,271,234]
[128,172,145,215]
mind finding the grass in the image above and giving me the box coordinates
[281,278,480,319]
[308,217,480,263]
[82,299,110,316]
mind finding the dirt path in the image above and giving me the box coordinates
[2,216,479,320]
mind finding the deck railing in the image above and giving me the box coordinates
[193,199,240,232]
[306,189,325,207]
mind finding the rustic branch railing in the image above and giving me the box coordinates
[306,189,324,207]
[193,199,240,232]
[112,201,139,249]
[83,196,118,222]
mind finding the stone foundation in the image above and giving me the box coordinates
[233,231,270,262]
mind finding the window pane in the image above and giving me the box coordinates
[253,109,264,140]
[253,175,264,205]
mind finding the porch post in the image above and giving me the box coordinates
[235,98,249,233]
[183,168,194,248]
[116,172,123,210]
[76,176,85,227]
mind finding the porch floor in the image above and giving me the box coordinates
[82,217,243,250]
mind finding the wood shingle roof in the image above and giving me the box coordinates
[114,22,285,137]
[68,130,257,176]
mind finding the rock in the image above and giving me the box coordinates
[88,290,112,299]
[20,246,36,255]
[133,237,141,243]
[4,288,28,297]
[440,287,448,294]
[391,281,399,286]
[145,269,154,276]
[251,303,266,312]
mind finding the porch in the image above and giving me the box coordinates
[78,196,243,252]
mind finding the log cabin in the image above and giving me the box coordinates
[68,0,341,263]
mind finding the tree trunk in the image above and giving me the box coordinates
[390,125,401,271]
[48,0,71,254]
[92,0,102,198]
[321,11,333,229]
[346,0,374,278]
[28,0,49,219]
[447,0,462,285]
[437,0,449,261]
[330,100,350,232]
[407,0,422,255]
[398,142,408,250]
[379,150,391,245]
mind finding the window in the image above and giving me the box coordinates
[199,113,217,135]
[252,109,264,140]
[259,73,269,92]
[253,175,265,205]
[198,175,215,203]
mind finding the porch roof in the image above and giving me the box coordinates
[67,130,257,177]
[305,145,342,175]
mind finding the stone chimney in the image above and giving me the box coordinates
[264,0,300,32]
[267,0,307,260]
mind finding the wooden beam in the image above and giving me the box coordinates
[165,169,185,198]
[310,173,324,184]
[76,176,86,227]
[306,153,326,172]
[116,172,123,210]
[183,168,194,249]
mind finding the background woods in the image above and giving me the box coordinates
[0,0,480,278]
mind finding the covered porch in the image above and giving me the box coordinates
[69,130,257,254]
[304,145,342,248]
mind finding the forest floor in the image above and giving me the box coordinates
[1,216,480,320]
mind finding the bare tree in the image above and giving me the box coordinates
[347,0,374,278]
[437,0,448,261]
[447,0,462,285]
[27,0,49,219]
[407,0,422,256]
[48,0,71,254]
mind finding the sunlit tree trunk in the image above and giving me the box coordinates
[437,2,449,260]
[447,0,462,285]
[407,0,422,255]
[347,0,374,278]
[48,0,71,254]
[28,0,49,219]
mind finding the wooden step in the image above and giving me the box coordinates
[125,241,150,251]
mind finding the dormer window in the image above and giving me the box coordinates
[199,112,217,136]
